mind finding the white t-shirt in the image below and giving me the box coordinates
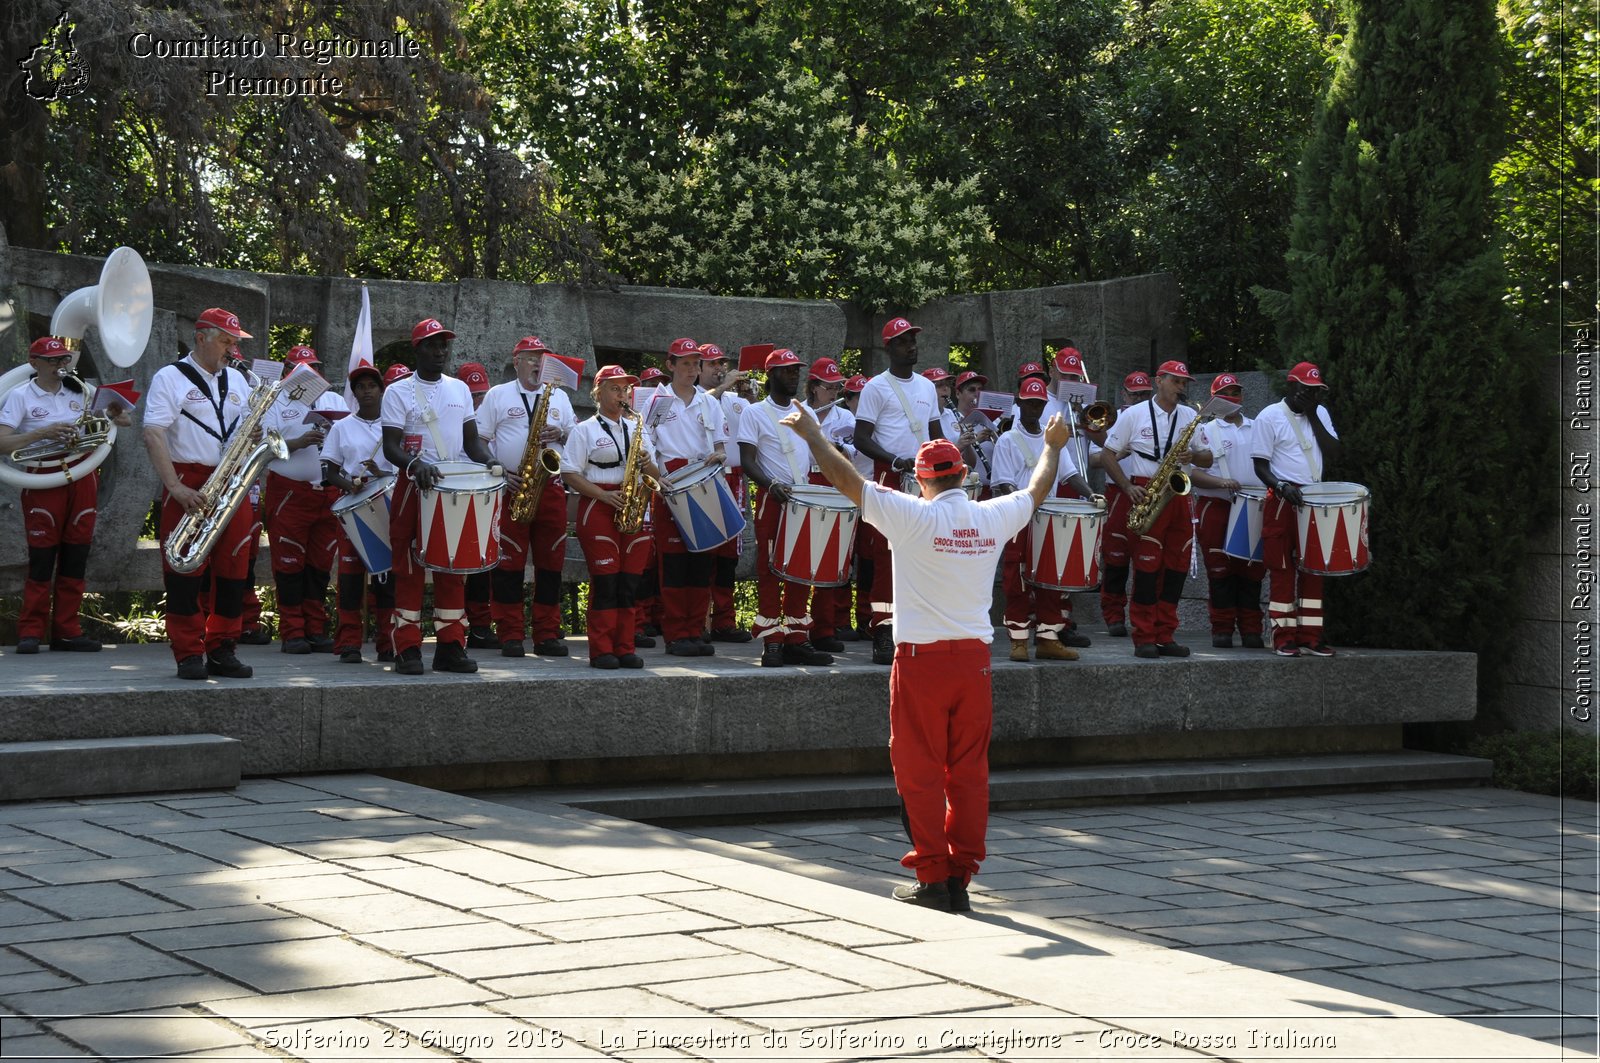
[562,413,656,485]
[991,424,1078,492]
[1194,417,1265,499]
[1104,398,1199,481]
[265,390,349,482]
[1252,400,1339,484]
[380,374,474,463]
[144,354,254,466]
[857,371,940,462]
[720,392,749,471]
[0,378,85,433]
[322,412,394,479]
[859,486,1035,643]
[649,386,727,463]
[737,398,816,487]
[476,381,576,470]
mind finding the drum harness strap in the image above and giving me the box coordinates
[1281,400,1324,483]
[758,400,809,487]
[410,376,451,465]
[884,375,927,452]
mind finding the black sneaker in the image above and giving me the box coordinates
[1241,633,1265,649]
[49,635,101,652]
[1061,630,1092,648]
[1107,623,1129,638]
[466,626,497,649]
[432,642,479,673]
[812,635,846,653]
[947,876,972,913]
[394,647,424,675]
[1157,642,1191,658]
[533,638,569,657]
[206,643,253,678]
[590,653,621,670]
[891,880,951,909]
[761,643,785,668]
[307,634,336,653]
[338,647,364,664]
[708,626,752,644]
[697,641,716,656]
[641,623,663,638]
[783,641,834,666]
[377,649,396,663]
[632,634,656,648]
[871,626,894,666]
[281,637,312,655]
[1212,633,1234,648]
[618,653,644,669]
[1134,643,1160,659]
[237,627,272,646]
[176,655,208,680]
[501,640,526,658]
[667,639,703,657]
[837,627,864,642]
[15,637,40,655]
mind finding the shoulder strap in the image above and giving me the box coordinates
[884,376,928,446]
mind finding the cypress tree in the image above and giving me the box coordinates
[1279,0,1549,655]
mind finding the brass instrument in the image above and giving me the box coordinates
[614,407,657,535]
[1125,403,1207,536]
[8,372,116,470]
[508,382,563,523]
[164,373,291,574]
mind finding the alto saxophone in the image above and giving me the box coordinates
[614,408,656,536]
[1125,403,1209,536]
[509,383,563,523]
[164,374,291,574]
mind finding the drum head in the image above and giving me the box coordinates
[664,461,720,493]
[786,484,852,510]
[429,461,504,494]
[1299,481,1368,506]
[334,473,394,514]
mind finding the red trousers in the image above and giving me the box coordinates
[1262,493,1324,648]
[862,462,902,629]
[334,523,395,655]
[389,475,466,654]
[652,457,717,642]
[19,471,98,640]
[750,486,814,645]
[890,639,993,884]
[1099,484,1132,627]
[492,476,567,643]
[160,463,255,661]
[263,472,339,640]
[1129,478,1192,647]
[708,470,743,631]
[1001,531,1066,641]
[1195,496,1266,637]
[575,488,652,658]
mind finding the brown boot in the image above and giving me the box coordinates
[1008,640,1029,662]
[1034,638,1079,661]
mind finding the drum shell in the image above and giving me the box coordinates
[414,461,506,574]
[1295,481,1371,576]
[1026,498,1105,592]
[662,461,746,552]
[1223,488,1267,562]
[770,484,860,587]
[332,473,395,575]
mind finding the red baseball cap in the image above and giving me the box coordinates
[455,362,491,393]
[1211,373,1243,395]
[1054,347,1086,379]
[513,336,552,356]
[699,343,728,362]
[809,357,845,383]
[914,438,968,480]
[921,367,953,383]
[348,362,383,385]
[954,370,987,390]
[639,366,666,383]
[1018,377,1050,402]
[1017,362,1047,380]
[1124,370,1153,393]
[28,337,69,358]
[284,345,320,367]
[1288,361,1326,387]
[765,347,803,370]
[882,317,921,343]
[1156,359,1192,379]
[667,338,700,359]
[383,364,414,386]
[196,307,252,339]
[594,364,638,387]
[411,318,455,346]
[844,374,868,393]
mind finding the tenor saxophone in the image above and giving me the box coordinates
[509,383,563,523]
[1125,404,1209,536]
[164,376,290,574]
[614,408,656,536]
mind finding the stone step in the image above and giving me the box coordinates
[0,734,241,802]
[525,751,1494,823]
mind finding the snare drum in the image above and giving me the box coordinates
[1026,498,1105,592]
[1295,481,1371,576]
[900,470,982,499]
[332,474,394,575]
[662,461,746,552]
[1223,488,1267,562]
[771,485,859,587]
[414,462,505,573]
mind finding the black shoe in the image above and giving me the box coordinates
[307,634,335,653]
[590,653,621,670]
[697,641,716,656]
[947,876,972,913]
[708,626,753,643]
[641,623,663,637]
[812,635,846,653]
[501,640,526,658]
[1212,633,1234,649]
[1241,633,1265,649]
[394,647,424,675]
[1061,630,1092,648]
[837,627,864,642]
[783,641,834,666]
[377,649,396,663]
[618,653,644,669]
[281,637,312,655]
[466,626,497,650]
[761,643,785,668]
[871,626,894,666]
[1107,623,1129,638]
[891,880,951,910]
[49,635,101,652]
[533,638,569,657]
[1157,642,1191,657]
[338,647,363,664]
[432,642,479,673]
[206,643,253,678]
[1134,643,1160,659]
[15,637,40,655]
[176,655,208,680]
[632,634,656,648]
[236,627,272,646]
[667,638,702,657]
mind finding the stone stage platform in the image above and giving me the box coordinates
[0,635,1475,793]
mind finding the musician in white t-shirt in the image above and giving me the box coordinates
[1252,361,1342,657]
[1188,373,1268,649]
[697,344,751,644]
[802,356,852,652]
[853,317,945,665]
[380,317,500,676]
[1099,370,1153,637]
[783,406,1070,914]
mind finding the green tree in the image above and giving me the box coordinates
[1279,0,1549,654]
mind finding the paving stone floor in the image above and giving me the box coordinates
[0,777,1592,1062]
